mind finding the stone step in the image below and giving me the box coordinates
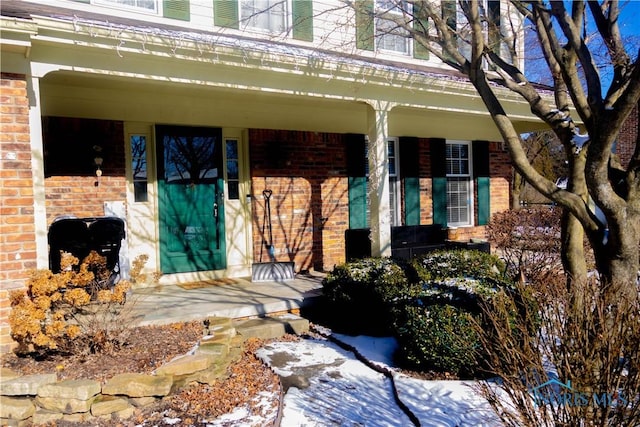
[234,314,310,340]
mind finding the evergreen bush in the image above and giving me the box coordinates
[321,257,409,335]
[391,250,514,377]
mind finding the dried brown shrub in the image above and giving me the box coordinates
[8,251,138,357]
[476,274,640,426]
[487,207,563,284]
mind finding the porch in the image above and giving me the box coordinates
[125,272,325,327]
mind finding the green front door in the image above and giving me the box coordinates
[156,125,226,274]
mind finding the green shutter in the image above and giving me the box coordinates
[355,0,374,51]
[473,141,491,225]
[214,0,239,29]
[400,137,420,225]
[413,1,430,60]
[347,134,368,229]
[430,138,447,227]
[293,0,313,42]
[441,0,457,61]
[163,0,190,21]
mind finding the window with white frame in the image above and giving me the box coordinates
[446,141,473,226]
[130,135,149,202]
[365,137,401,227]
[95,0,158,14]
[240,0,286,34]
[376,0,410,55]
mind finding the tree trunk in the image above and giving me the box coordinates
[561,210,588,289]
[511,169,524,209]
[592,215,640,302]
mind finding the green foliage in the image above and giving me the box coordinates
[321,257,409,335]
[321,250,522,378]
[386,250,514,377]
[411,249,507,284]
[392,303,480,376]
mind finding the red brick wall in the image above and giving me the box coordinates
[249,130,349,272]
[489,141,512,215]
[0,73,35,353]
[617,104,638,169]
[43,118,127,224]
[419,138,434,225]
[249,132,513,271]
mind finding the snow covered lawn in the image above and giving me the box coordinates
[256,330,500,426]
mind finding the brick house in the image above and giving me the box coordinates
[1,0,543,352]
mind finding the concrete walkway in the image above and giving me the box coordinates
[126,272,325,327]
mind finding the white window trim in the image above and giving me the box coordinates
[240,0,289,35]
[387,137,401,226]
[446,140,474,227]
[375,0,412,56]
[94,0,160,16]
[364,137,402,227]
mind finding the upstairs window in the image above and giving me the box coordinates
[96,0,158,14]
[240,0,286,34]
[215,0,313,41]
[375,0,410,55]
[357,0,426,59]
[93,0,189,21]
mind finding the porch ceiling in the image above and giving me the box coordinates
[40,71,371,134]
[41,71,544,140]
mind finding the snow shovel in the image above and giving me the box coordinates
[252,189,295,282]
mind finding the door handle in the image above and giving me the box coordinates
[213,203,218,218]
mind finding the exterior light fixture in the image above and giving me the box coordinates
[93,145,103,177]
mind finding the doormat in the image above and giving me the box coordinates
[177,278,238,290]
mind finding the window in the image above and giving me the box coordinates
[376,0,410,55]
[130,135,148,202]
[387,138,401,225]
[446,141,473,226]
[96,0,158,14]
[364,137,401,227]
[240,0,286,33]
[225,139,240,200]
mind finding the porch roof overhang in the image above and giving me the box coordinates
[1,9,549,140]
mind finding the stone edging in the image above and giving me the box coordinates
[0,317,243,426]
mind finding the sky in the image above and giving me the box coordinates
[523,1,640,90]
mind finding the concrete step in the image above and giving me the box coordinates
[234,314,310,340]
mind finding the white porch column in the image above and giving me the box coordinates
[366,102,393,257]
[28,75,49,269]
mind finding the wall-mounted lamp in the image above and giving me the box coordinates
[93,145,103,177]
[94,156,103,177]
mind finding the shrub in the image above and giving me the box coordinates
[321,257,409,335]
[391,250,515,378]
[477,275,640,427]
[9,251,133,356]
[392,303,480,376]
[487,207,565,284]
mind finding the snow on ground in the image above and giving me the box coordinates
[255,332,501,427]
